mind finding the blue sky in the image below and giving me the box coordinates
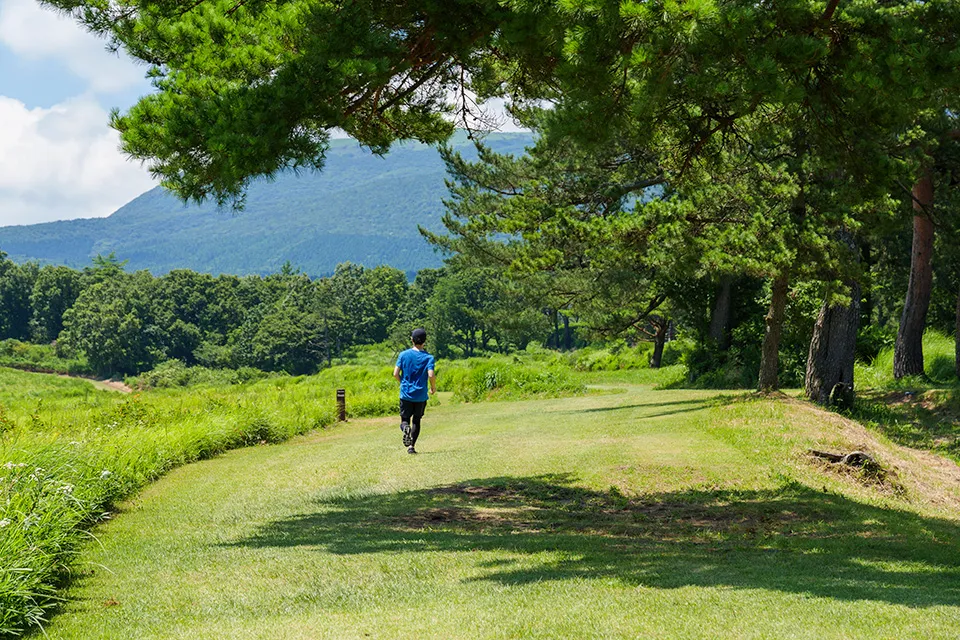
[0,0,156,227]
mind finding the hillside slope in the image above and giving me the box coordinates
[0,133,533,277]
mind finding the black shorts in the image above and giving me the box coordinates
[399,399,427,421]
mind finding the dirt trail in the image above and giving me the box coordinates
[81,377,133,393]
[0,365,134,393]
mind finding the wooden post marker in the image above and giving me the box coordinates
[336,389,346,422]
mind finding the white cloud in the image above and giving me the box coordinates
[0,95,156,226]
[0,0,147,93]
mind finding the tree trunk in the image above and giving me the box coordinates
[650,318,667,369]
[805,282,861,408]
[552,310,560,349]
[894,173,934,379]
[562,313,571,351]
[758,273,790,392]
[708,277,733,348]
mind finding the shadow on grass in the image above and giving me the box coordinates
[229,474,960,608]
[553,396,739,419]
[853,388,960,461]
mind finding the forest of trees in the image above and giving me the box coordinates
[0,252,564,376]
[28,0,960,405]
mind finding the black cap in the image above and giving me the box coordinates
[411,328,427,344]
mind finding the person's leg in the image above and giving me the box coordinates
[409,414,421,447]
[409,401,426,447]
[399,400,413,446]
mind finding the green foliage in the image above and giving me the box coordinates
[567,339,691,372]
[33,0,960,399]
[245,308,325,375]
[0,341,91,376]
[127,360,274,389]
[59,276,161,376]
[0,256,37,342]
[856,324,896,364]
[28,266,82,344]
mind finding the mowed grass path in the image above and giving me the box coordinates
[42,387,960,639]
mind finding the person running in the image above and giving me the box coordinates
[394,328,436,454]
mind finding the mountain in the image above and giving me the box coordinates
[0,132,534,277]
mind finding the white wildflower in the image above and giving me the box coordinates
[100,470,112,479]
[0,519,10,528]
[58,484,74,495]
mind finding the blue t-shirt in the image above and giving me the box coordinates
[396,348,435,402]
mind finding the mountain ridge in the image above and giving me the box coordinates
[0,132,533,277]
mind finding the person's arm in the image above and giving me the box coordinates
[393,366,402,383]
[428,368,436,395]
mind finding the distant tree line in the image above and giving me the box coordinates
[0,252,564,376]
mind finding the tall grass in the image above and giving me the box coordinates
[855,330,958,390]
[562,339,692,373]
[440,357,585,402]
[0,369,403,635]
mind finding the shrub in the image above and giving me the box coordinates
[0,340,92,376]
[129,360,277,389]
[444,359,584,402]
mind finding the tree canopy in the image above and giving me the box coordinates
[44,0,960,205]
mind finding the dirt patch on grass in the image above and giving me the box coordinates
[52,373,132,393]
[399,505,541,529]
[403,482,818,540]
[805,452,906,497]
[92,379,133,393]
[783,397,960,514]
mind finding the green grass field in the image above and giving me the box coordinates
[37,384,960,639]
[0,360,583,635]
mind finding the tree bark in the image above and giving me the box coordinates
[758,273,790,392]
[551,310,559,349]
[894,173,934,379]
[650,317,668,369]
[805,282,861,408]
[708,277,733,348]
[562,313,571,351]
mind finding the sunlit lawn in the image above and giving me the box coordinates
[40,386,960,639]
